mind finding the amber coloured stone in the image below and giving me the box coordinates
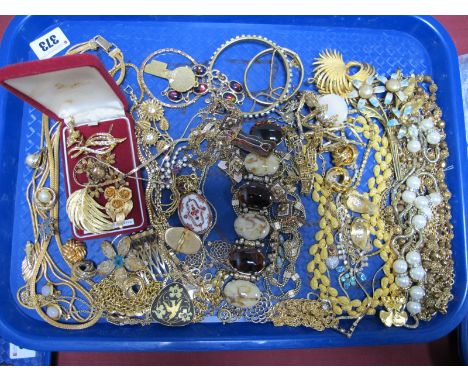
[229,247,265,273]
[238,182,272,209]
[250,121,283,146]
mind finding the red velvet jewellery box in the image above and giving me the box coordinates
[0,54,148,240]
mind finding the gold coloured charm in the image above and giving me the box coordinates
[121,275,145,299]
[145,60,197,93]
[135,99,171,145]
[325,167,352,192]
[66,127,83,148]
[168,67,197,93]
[137,99,164,122]
[21,241,36,282]
[379,291,408,327]
[350,218,371,250]
[151,282,194,326]
[72,260,97,280]
[313,50,375,97]
[62,239,87,264]
[331,143,358,167]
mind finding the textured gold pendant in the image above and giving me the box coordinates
[350,218,371,250]
[344,191,378,215]
[151,282,194,326]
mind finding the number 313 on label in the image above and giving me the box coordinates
[29,27,70,60]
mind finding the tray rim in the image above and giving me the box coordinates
[0,15,467,352]
[459,318,468,365]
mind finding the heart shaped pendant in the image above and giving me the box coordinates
[151,282,194,326]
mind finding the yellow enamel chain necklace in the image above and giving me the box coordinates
[307,116,396,323]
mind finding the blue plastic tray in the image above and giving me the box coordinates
[0,16,467,352]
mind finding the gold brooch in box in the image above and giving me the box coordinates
[104,186,133,228]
